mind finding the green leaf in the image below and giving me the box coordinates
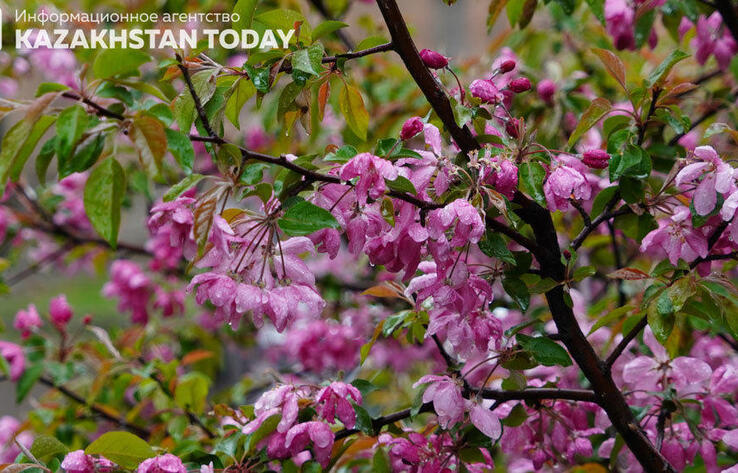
[93,49,151,78]
[83,158,126,248]
[278,200,340,236]
[590,185,618,218]
[478,231,516,264]
[568,98,611,148]
[35,138,57,185]
[519,161,546,205]
[372,448,391,473]
[517,334,572,366]
[59,133,105,178]
[503,278,530,312]
[647,50,690,87]
[225,78,256,129]
[313,20,349,40]
[232,0,258,30]
[588,305,634,335]
[35,82,69,96]
[386,175,417,195]
[572,265,596,282]
[164,174,206,202]
[339,83,369,141]
[255,9,312,43]
[131,114,167,177]
[165,129,195,175]
[174,372,211,415]
[85,431,155,469]
[30,435,69,461]
[9,114,56,182]
[16,363,43,403]
[585,0,605,24]
[353,404,374,435]
[55,105,89,162]
[292,43,324,77]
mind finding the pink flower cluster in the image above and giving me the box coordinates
[240,382,362,466]
[103,260,184,324]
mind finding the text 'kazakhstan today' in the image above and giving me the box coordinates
[15,28,295,50]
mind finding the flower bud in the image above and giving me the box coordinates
[537,79,556,105]
[470,79,501,104]
[505,118,521,138]
[400,117,424,141]
[582,149,611,169]
[49,294,73,327]
[419,49,448,69]
[83,314,92,325]
[508,77,532,93]
[498,59,516,73]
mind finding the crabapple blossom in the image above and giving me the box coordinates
[61,451,95,473]
[49,294,73,327]
[581,149,611,169]
[544,163,592,211]
[136,455,186,473]
[675,146,734,216]
[14,304,42,338]
[0,342,25,381]
[315,382,363,428]
[339,153,398,204]
[640,207,709,265]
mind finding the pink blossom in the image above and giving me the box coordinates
[49,294,73,327]
[136,455,186,473]
[14,304,42,338]
[497,59,516,73]
[469,403,502,439]
[622,327,712,396]
[315,382,362,428]
[605,0,635,50]
[340,153,398,204]
[428,199,485,246]
[243,385,303,434]
[483,157,519,198]
[470,79,502,104]
[0,341,25,381]
[537,79,556,105]
[640,207,708,265]
[544,164,592,211]
[61,450,95,473]
[413,375,464,428]
[675,146,734,216]
[692,13,738,70]
[284,421,334,467]
[102,260,152,324]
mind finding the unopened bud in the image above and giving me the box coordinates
[509,77,532,93]
[400,116,424,141]
[419,49,448,69]
[582,149,611,169]
[498,59,516,73]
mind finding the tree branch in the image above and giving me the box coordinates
[375,0,480,154]
[176,54,217,139]
[334,387,597,440]
[38,376,152,439]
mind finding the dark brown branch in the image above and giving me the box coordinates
[571,204,630,250]
[176,54,217,139]
[38,376,152,439]
[375,0,480,154]
[61,92,125,121]
[334,387,597,440]
[280,42,394,74]
[604,315,648,371]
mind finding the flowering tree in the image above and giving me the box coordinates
[1,0,738,471]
